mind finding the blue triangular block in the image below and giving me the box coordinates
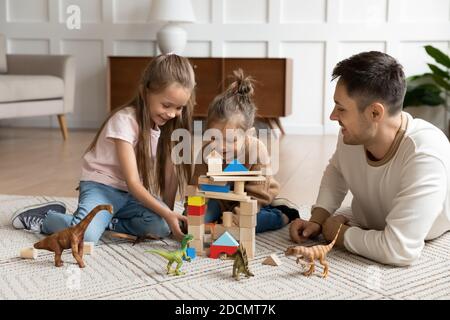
[224,159,248,172]
[213,231,239,247]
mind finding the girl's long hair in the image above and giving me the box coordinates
[86,54,196,197]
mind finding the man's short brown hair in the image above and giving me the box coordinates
[332,51,406,115]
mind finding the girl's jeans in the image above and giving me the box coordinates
[41,181,170,244]
[204,199,285,233]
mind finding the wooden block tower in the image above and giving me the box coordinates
[186,151,260,259]
[186,185,206,255]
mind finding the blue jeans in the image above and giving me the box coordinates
[41,181,171,244]
[205,199,285,233]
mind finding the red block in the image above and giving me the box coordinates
[187,204,206,216]
[209,244,238,259]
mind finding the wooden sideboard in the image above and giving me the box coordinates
[107,57,292,133]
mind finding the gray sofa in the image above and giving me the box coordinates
[0,34,75,140]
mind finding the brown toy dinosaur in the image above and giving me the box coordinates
[34,204,113,268]
[285,224,342,278]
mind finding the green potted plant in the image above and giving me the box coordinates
[403,45,450,135]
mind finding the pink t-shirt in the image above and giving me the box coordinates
[80,107,160,191]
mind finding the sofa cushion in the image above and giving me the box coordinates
[0,75,64,103]
[0,34,6,73]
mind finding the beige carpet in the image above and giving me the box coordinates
[0,194,449,300]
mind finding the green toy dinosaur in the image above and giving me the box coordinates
[145,234,194,276]
[230,244,254,281]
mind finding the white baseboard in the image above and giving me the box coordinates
[282,123,324,135]
[0,117,340,136]
[0,117,102,130]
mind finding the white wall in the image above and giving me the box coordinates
[0,0,449,134]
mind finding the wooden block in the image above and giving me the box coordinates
[198,175,227,186]
[188,224,205,240]
[239,200,258,216]
[238,214,257,228]
[184,248,196,260]
[212,224,225,240]
[205,223,215,234]
[208,162,222,174]
[223,211,233,227]
[212,224,240,241]
[262,254,282,266]
[206,150,223,160]
[187,204,206,216]
[234,181,245,194]
[83,242,95,255]
[188,215,204,225]
[187,196,205,206]
[210,175,266,182]
[200,191,251,202]
[186,185,198,197]
[239,228,255,241]
[207,171,262,176]
[199,184,230,193]
[20,247,38,259]
[203,234,212,244]
[240,240,255,259]
[189,239,204,255]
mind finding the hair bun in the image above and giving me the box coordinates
[231,69,255,97]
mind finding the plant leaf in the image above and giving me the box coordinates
[403,83,444,107]
[431,74,450,91]
[428,63,450,79]
[407,73,431,82]
[425,45,450,69]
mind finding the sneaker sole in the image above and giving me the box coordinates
[11,200,67,229]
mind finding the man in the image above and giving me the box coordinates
[290,51,450,266]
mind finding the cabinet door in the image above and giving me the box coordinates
[223,59,291,117]
[189,58,223,117]
[108,57,222,117]
[108,57,151,111]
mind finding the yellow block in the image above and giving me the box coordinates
[187,196,205,206]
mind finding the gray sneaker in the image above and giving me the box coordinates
[11,201,67,233]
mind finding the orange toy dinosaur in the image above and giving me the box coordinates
[34,204,113,268]
[285,224,342,278]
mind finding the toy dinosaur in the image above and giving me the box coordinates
[284,224,343,278]
[145,234,194,276]
[229,243,254,281]
[34,204,113,268]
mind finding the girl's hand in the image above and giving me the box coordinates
[165,212,188,242]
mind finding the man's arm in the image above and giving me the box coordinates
[310,142,349,226]
[334,154,447,266]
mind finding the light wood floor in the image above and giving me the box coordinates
[0,127,347,207]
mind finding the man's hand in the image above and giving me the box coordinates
[289,218,322,243]
[322,215,350,244]
[166,212,188,242]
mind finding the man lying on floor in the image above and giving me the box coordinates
[290,51,450,266]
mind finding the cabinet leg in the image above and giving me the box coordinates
[274,118,286,135]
